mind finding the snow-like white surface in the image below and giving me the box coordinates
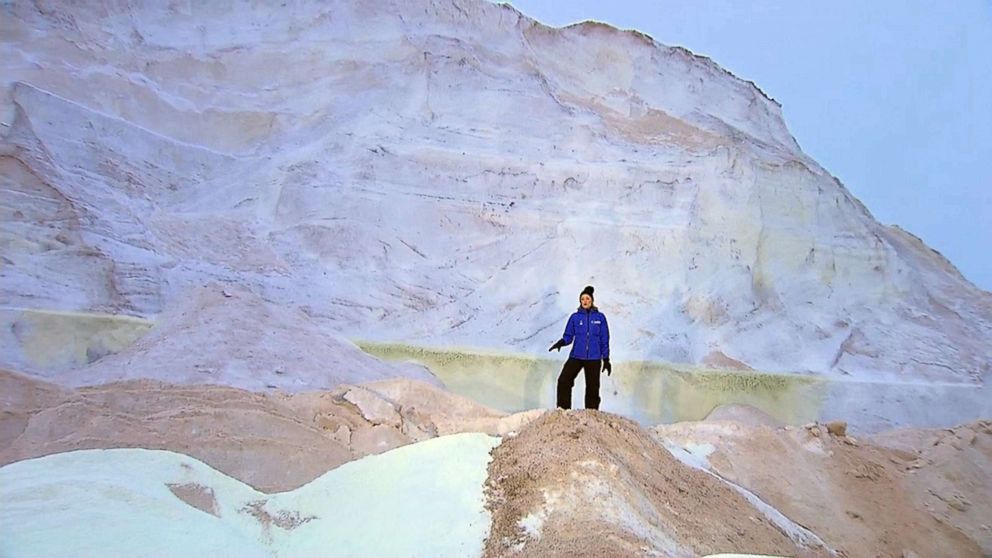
[663,440,715,469]
[1,0,989,385]
[0,433,500,557]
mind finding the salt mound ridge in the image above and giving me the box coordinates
[2,377,988,556]
[0,369,539,492]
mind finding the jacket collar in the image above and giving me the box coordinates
[577,305,599,313]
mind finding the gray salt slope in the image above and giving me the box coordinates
[0,0,988,384]
[55,284,440,391]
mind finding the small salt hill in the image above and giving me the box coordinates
[56,283,440,391]
[483,410,826,557]
[0,369,541,492]
[655,418,991,556]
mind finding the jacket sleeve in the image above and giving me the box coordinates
[600,314,610,359]
[562,314,575,346]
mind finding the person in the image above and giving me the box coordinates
[548,285,611,410]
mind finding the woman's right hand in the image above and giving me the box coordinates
[549,339,565,352]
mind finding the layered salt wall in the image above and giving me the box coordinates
[1,0,989,429]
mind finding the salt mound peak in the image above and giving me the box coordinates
[483,409,823,556]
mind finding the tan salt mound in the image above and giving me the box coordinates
[871,421,992,556]
[0,370,542,493]
[704,403,784,428]
[654,420,990,557]
[0,368,68,448]
[483,410,822,558]
[702,350,754,371]
[57,283,440,392]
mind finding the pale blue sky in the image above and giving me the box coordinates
[507,0,991,291]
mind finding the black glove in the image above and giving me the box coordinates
[548,339,565,352]
[603,358,612,376]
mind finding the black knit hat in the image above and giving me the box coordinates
[580,285,595,300]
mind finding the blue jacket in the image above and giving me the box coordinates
[562,306,610,360]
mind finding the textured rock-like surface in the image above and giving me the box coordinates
[1,0,989,384]
[0,368,67,449]
[343,385,403,427]
[871,422,992,556]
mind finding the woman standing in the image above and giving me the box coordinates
[548,285,612,410]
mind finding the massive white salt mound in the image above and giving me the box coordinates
[1,0,989,386]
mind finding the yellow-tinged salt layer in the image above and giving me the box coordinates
[0,433,500,558]
[358,342,991,433]
[359,341,825,426]
[2,308,984,432]
[1,308,153,370]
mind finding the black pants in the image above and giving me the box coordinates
[556,358,602,410]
